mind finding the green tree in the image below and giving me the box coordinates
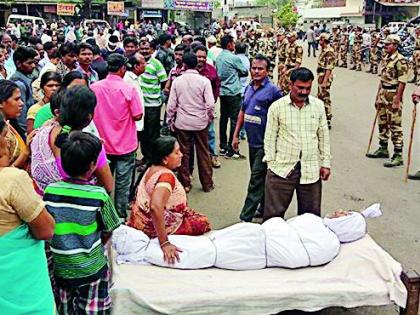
[275,1,299,29]
[255,0,288,11]
[213,0,222,9]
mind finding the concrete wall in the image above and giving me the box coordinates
[213,6,273,26]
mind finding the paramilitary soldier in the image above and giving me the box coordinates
[339,29,349,68]
[409,26,420,85]
[368,33,381,74]
[262,29,277,79]
[279,31,303,94]
[317,33,336,129]
[331,25,341,65]
[366,35,409,168]
[276,31,288,85]
[350,26,363,71]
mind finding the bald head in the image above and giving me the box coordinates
[128,52,146,76]
[182,35,193,46]
[0,33,12,52]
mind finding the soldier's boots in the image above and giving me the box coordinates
[350,66,356,70]
[408,75,417,83]
[383,153,403,168]
[408,170,420,180]
[356,65,362,71]
[366,146,389,158]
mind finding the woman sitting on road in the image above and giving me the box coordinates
[128,136,211,263]
[0,113,56,314]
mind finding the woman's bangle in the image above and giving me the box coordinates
[160,240,170,248]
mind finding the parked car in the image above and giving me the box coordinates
[7,14,47,29]
[175,21,193,36]
[82,19,110,30]
[388,22,406,34]
[399,15,419,35]
[237,20,262,30]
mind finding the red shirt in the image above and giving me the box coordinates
[197,63,221,101]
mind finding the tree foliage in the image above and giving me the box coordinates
[213,0,221,9]
[255,0,286,9]
[275,1,299,29]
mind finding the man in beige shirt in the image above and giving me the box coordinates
[263,67,331,221]
[166,52,215,192]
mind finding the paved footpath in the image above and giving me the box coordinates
[187,46,419,314]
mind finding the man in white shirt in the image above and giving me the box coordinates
[362,30,371,63]
[41,29,52,44]
[305,26,316,57]
[207,36,222,66]
[124,52,146,132]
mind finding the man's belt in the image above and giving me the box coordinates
[317,67,326,74]
[381,83,398,90]
[286,64,295,69]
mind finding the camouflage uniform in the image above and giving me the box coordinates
[280,35,303,94]
[331,28,341,65]
[256,35,265,54]
[246,34,258,59]
[277,36,288,84]
[378,29,390,76]
[339,32,349,68]
[370,36,408,164]
[368,34,380,74]
[317,38,336,127]
[262,31,277,79]
[412,31,420,85]
[351,30,363,71]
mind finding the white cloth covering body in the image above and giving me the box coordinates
[110,235,407,314]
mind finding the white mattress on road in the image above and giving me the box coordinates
[110,234,407,315]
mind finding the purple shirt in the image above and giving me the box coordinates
[166,69,215,131]
[197,63,221,101]
[242,77,282,148]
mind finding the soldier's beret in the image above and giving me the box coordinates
[384,34,401,44]
[287,31,297,37]
[318,33,330,41]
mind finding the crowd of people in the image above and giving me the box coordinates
[0,17,420,314]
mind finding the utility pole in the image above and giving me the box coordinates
[224,0,228,24]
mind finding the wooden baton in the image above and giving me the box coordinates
[405,104,417,182]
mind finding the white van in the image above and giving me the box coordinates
[83,19,111,30]
[7,14,47,28]
[388,22,406,34]
[237,20,263,30]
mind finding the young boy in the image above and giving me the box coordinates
[44,131,120,315]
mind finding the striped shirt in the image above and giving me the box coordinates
[264,94,331,184]
[44,181,120,285]
[140,57,168,107]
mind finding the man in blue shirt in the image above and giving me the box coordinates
[216,35,249,158]
[9,46,37,133]
[232,54,282,222]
